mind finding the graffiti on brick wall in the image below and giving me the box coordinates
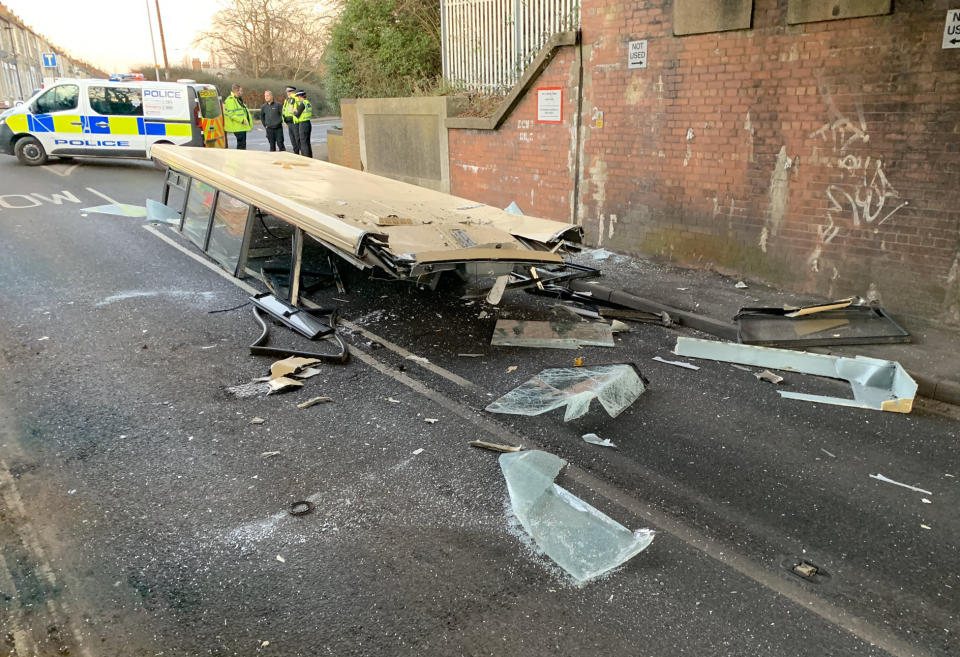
[807,95,908,271]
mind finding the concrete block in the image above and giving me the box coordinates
[674,0,753,36]
[787,0,891,24]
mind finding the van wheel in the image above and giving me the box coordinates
[15,137,48,166]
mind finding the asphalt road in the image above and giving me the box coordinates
[0,146,957,657]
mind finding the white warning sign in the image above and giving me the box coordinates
[628,40,647,69]
[943,9,960,49]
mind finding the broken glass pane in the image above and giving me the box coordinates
[485,365,645,421]
[207,192,249,273]
[182,179,216,248]
[146,198,181,225]
[500,450,654,584]
[490,319,615,349]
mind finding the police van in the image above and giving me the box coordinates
[0,78,225,166]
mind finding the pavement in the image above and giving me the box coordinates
[0,146,957,657]
[567,250,960,406]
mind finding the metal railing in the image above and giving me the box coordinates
[441,0,579,93]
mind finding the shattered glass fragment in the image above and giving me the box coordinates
[491,319,615,349]
[500,450,654,584]
[145,198,182,224]
[485,365,645,421]
[81,203,148,217]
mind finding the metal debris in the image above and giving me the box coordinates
[470,440,522,453]
[297,396,333,409]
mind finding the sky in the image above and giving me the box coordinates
[5,0,222,72]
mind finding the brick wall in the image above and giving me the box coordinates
[447,0,960,324]
[448,48,581,221]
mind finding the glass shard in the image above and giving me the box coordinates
[500,450,654,584]
[81,203,148,217]
[491,319,615,349]
[485,365,645,421]
[146,198,182,224]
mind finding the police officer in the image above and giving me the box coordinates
[282,85,300,155]
[293,89,313,159]
[223,84,251,149]
[260,90,285,152]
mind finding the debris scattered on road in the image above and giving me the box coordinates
[504,201,523,215]
[499,450,654,583]
[37,336,49,341]
[735,301,910,347]
[270,356,321,380]
[477,310,490,319]
[754,369,784,384]
[598,308,673,327]
[581,433,616,448]
[267,376,303,394]
[652,356,699,370]
[424,418,438,424]
[506,365,518,373]
[573,357,584,367]
[735,281,748,289]
[458,353,483,357]
[261,640,270,648]
[869,473,932,495]
[275,555,286,563]
[405,354,430,364]
[250,417,266,424]
[412,448,424,455]
[609,320,630,333]
[486,275,510,305]
[293,367,323,379]
[793,562,819,578]
[297,396,332,409]
[730,364,752,372]
[921,524,932,530]
[486,364,646,422]
[491,319,615,349]
[922,498,932,504]
[289,501,314,516]
[588,248,615,261]
[470,440,522,453]
[820,448,836,458]
[674,337,917,413]
[261,451,281,458]
[81,203,148,217]
[386,397,401,404]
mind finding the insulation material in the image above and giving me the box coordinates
[485,365,645,421]
[500,450,654,584]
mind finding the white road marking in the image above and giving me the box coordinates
[142,222,930,657]
[86,187,121,205]
[41,162,81,177]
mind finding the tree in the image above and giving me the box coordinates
[195,0,336,81]
[323,0,441,107]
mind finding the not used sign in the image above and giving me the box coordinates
[943,8,960,49]
[628,40,647,69]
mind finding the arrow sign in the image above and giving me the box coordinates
[942,9,960,49]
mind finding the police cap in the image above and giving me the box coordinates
[295,90,306,97]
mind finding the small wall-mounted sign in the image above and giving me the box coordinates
[943,9,960,49]
[537,87,563,124]
[628,40,647,69]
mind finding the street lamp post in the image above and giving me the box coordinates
[1,26,26,100]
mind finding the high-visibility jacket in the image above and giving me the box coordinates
[282,96,297,123]
[223,93,251,133]
[293,99,312,124]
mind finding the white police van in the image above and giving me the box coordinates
[0,77,225,165]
